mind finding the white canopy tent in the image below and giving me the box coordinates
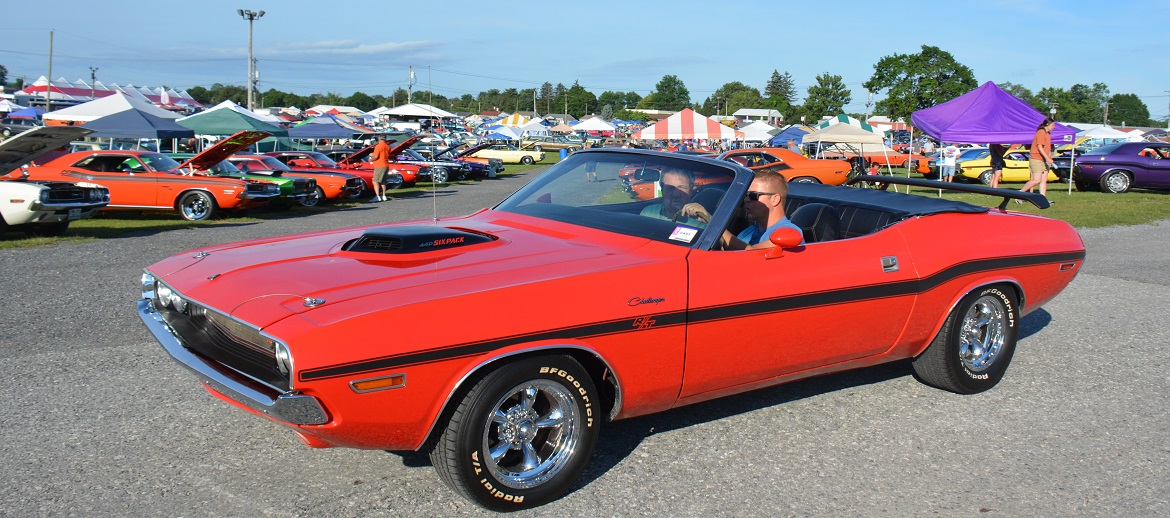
[633,108,744,140]
[519,120,549,136]
[739,121,776,142]
[802,120,897,189]
[383,103,457,119]
[1079,125,1142,142]
[42,92,181,124]
[573,117,616,132]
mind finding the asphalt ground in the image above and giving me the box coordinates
[0,170,1167,517]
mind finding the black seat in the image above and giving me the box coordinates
[691,187,726,214]
[789,202,842,243]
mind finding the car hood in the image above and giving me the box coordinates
[0,126,93,175]
[440,142,491,160]
[179,130,270,171]
[148,212,651,329]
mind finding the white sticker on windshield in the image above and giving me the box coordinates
[669,226,698,243]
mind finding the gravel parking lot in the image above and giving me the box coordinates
[1,170,1167,516]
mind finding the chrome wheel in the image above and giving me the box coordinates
[299,187,324,207]
[482,380,581,490]
[431,167,449,183]
[958,294,1008,373]
[179,191,215,221]
[520,156,534,165]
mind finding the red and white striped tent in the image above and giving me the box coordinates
[633,108,744,140]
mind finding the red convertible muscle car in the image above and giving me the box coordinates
[138,149,1085,510]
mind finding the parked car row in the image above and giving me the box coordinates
[2,129,525,234]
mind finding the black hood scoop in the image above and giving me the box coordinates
[343,225,496,254]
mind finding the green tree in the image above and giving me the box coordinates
[540,82,554,115]
[624,91,643,110]
[863,45,977,122]
[701,81,762,116]
[614,109,651,122]
[599,104,614,121]
[1107,93,1152,126]
[803,73,852,120]
[346,91,377,112]
[639,75,690,111]
[0,64,8,87]
[598,91,627,111]
[764,70,797,105]
[565,81,597,118]
[187,85,211,104]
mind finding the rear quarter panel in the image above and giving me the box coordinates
[891,211,1084,358]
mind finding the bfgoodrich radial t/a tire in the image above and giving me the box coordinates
[912,285,1020,394]
[430,355,599,511]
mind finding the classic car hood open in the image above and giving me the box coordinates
[179,130,270,171]
[149,213,651,329]
[0,126,94,176]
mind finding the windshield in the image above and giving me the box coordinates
[138,153,182,171]
[495,151,738,246]
[203,159,243,175]
[399,149,426,161]
[958,148,988,160]
[305,152,338,167]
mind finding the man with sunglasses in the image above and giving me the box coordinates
[720,170,803,250]
[639,167,706,227]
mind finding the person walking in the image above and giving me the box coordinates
[370,135,391,202]
[1020,118,1055,197]
[989,143,1007,188]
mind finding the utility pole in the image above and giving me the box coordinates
[89,67,98,100]
[237,9,265,111]
[45,30,53,111]
[865,90,873,122]
[407,65,415,103]
[1102,102,1110,125]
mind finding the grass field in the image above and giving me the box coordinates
[3,158,1167,249]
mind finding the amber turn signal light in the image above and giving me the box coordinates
[350,374,406,393]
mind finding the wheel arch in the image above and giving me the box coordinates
[913,278,1025,359]
[172,187,222,211]
[418,344,622,451]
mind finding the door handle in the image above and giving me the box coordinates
[881,256,899,273]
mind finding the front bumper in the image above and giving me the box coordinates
[137,299,328,425]
[23,201,107,223]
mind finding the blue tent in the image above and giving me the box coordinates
[83,109,195,140]
[9,106,46,119]
[486,131,516,140]
[768,126,810,148]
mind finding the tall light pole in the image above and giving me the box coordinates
[237,9,264,111]
[89,67,98,100]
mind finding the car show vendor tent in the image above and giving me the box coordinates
[82,108,194,140]
[911,81,1076,145]
[177,102,288,137]
[573,117,617,133]
[632,108,744,140]
[41,92,180,125]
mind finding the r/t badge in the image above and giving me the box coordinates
[632,316,656,330]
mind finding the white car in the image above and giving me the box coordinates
[0,127,110,237]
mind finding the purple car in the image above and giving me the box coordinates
[1073,142,1170,193]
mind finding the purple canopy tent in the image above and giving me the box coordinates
[912,81,1077,195]
[911,81,1076,145]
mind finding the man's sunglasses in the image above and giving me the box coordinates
[746,191,779,202]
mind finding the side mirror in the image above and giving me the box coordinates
[764,227,804,259]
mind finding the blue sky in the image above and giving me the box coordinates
[4,0,1169,120]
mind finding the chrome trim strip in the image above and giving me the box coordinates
[137,299,327,425]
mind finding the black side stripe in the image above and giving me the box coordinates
[298,250,1084,382]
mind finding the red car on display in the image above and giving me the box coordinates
[139,149,1084,510]
[265,149,413,192]
[21,130,280,220]
[720,147,851,185]
[228,154,366,204]
[332,139,424,187]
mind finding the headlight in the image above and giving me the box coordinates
[272,340,293,377]
[40,190,51,203]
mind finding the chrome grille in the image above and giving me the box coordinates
[156,298,288,391]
